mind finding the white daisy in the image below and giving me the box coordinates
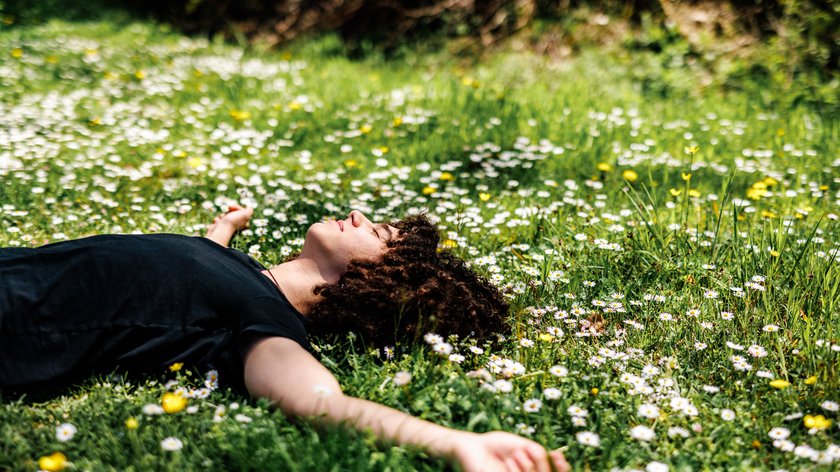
[523,399,543,413]
[161,437,184,451]
[576,431,600,447]
[667,427,690,438]
[568,405,589,417]
[142,404,165,415]
[56,423,77,442]
[432,342,453,355]
[549,365,569,377]
[543,387,561,400]
[393,371,412,386]
[768,427,790,440]
[630,425,655,441]
[637,404,660,419]
[821,401,839,412]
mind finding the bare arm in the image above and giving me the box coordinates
[243,336,570,472]
[205,204,253,247]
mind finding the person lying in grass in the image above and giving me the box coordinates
[0,205,569,472]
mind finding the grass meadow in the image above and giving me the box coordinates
[0,9,838,472]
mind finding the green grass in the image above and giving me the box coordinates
[1,10,838,472]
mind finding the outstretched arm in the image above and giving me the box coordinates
[205,204,253,247]
[243,336,570,472]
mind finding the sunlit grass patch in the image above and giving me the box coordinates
[1,13,838,472]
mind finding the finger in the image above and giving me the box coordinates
[504,457,524,472]
[512,449,535,472]
[549,450,570,472]
[524,444,550,472]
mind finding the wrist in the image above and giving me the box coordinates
[429,429,476,459]
[208,220,236,233]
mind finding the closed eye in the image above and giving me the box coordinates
[373,225,392,242]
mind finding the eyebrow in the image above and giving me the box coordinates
[379,224,395,241]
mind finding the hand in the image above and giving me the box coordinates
[210,204,253,232]
[451,431,569,472]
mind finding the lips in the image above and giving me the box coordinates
[337,220,344,231]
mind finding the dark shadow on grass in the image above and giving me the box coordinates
[1,0,150,27]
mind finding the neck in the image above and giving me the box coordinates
[261,257,339,315]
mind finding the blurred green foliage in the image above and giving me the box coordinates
[0,0,836,115]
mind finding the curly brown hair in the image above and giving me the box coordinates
[305,214,510,347]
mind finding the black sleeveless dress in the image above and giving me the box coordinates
[0,234,311,397]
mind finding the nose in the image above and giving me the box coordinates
[349,210,370,228]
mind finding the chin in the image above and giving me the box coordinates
[302,223,334,254]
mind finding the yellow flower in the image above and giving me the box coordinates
[461,77,478,87]
[776,128,785,137]
[804,375,817,385]
[360,124,372,134]
[441,239,458,249]
[344,159,358,168]
[622,169,638,182]
[38,452,67,472]
[186,157,203,169]
[688,189,701,198]
[11,47,23,58]
[596,162,613,172]
[422,186,435,195]
[89,117,101,126]
[229,110,251,121]
[125,417,139,430]
[162,392,187,414]
[761,210,778,219]
[770,250,780,257]
[169,362,184,372]
[747,187,768,200]
[439,172,454,181]
[377,146,389,154]
[684,145,699,155]
[769,379,790,389]
[681,172,692,181]
[538,333,554,342]
[392,117,402,127]
[478,192,491,202]
[669,188,682,197]
[763,176,778,186]
[134,70,145,80]
[287,100,302,111]
[590,387,599,395]
[804,414,831,430]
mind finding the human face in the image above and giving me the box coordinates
[302,210,400,274]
